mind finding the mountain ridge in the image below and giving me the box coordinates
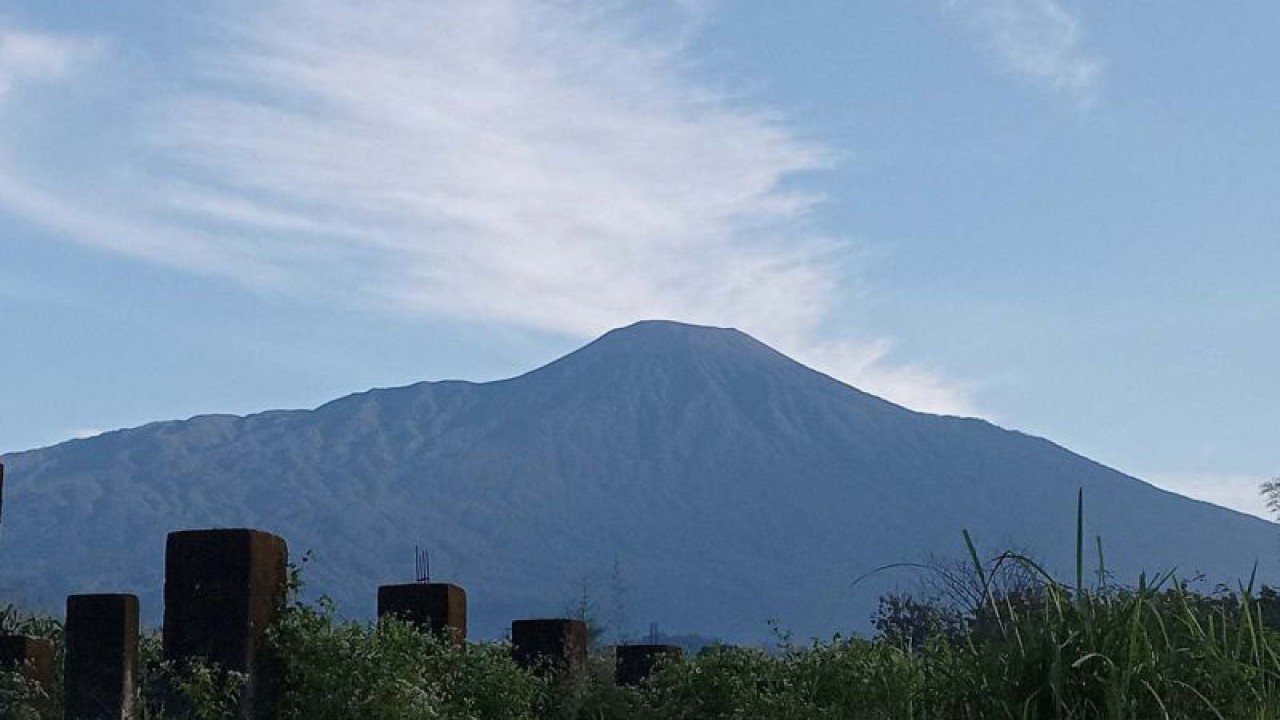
[1,320,1273,641]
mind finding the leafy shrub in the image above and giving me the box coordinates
[0,666,50,720]
[269,596,543,719]
[0,604,62,719]
[137,632,245,720]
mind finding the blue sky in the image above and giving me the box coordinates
[1,1,1276,517]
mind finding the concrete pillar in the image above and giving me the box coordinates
[0,635,53,708]
[615,644,682,686]
[64,593,139,720]
[511,619,588,674]
[377,583,467,641]
[163,528,288,720]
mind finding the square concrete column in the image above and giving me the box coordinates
[65,593,139,720]
[0,635,53,707]
[511,619,588,674]
[615,644,682,686]
[377,583,467,641]
[163,528,288,720]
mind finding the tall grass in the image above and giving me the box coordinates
[851,489,1280,719]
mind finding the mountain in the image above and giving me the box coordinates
[1,320,1275,642]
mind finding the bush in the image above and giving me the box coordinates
[137,632,246,720]
[0,604,62,719]
[269,596,543,719]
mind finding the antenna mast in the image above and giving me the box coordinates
[414,544,431,583]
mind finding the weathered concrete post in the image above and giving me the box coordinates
[64,593,139,720]
[163,529,288,720]
[0,635,53,708]
[377,583,467,641]
[511,619,588,674]
[615,644,683,686]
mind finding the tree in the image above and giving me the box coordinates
[1260,476,1280,520]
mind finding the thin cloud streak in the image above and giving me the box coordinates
[946,0,1102,104]
[0,27,103,99]
[795,339,975,418]
[0,2,976,415]
[1147,473,1272,521]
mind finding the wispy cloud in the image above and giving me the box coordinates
[0,27,102,99]
[797,338,974,417]
[0,2,974,415]
[1147,472,1272,521]
[946,0,1102,104]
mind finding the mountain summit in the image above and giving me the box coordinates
[1,321,1273,641]
[514,319,883,409]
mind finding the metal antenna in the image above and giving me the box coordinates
[414,544,431,583]
[648,622,659,644]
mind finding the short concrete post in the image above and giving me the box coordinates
[511,619,588,674]
[615,644,683,686]
[377,583,467,641]
[65,593,139,720]
[0,635,54,708]
[163,528,288,720]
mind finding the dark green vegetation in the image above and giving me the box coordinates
[8,583,1280,719]
[9,527,1280,719]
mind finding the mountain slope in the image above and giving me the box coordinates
[1,320,1274,641]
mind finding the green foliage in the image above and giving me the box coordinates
[874,593,965,652]
[0,666,49,720]
[0,604,62,719]
[269,595,543,719]
[616,638,919,720]
[1261,476,1280,520]
[137,633,245,720]
[12,577,1280,719]
[909,578,1280,719]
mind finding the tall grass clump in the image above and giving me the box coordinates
[904,490,1280,719]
